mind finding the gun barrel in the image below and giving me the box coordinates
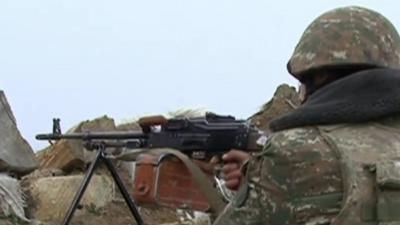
[36,131,147,141]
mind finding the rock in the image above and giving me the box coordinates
[39,116,117,171]
[39,139,84,172]
[28,174,114,223]
[0,174,28,222]
[0,90,38,174]
[116,121,141,132]
[248,84,300,134]
[0,218,28,225]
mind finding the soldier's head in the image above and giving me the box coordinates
[289,6,400,100]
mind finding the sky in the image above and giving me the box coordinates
[1,0,399,150]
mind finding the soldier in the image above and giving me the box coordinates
[213,6,400,224]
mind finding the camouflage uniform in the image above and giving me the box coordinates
[213,6,400,225]
[214,127,343,225]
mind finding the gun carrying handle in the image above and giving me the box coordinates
[138,115,168,133]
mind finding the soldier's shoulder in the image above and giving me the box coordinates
[267,126,326,149]
[259,126,336,162]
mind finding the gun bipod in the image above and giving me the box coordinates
[61,143,145,225]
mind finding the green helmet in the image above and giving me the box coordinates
[288,6,400,80]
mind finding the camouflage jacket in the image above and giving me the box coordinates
[213,116,400,225]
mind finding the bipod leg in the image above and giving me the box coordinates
[61,149,103,225]
[102,153,145,225]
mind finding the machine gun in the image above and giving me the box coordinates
[36,113,262,225]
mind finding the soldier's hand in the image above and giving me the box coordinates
[221,149,250,191]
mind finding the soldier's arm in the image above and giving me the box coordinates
[213,128,343,225]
